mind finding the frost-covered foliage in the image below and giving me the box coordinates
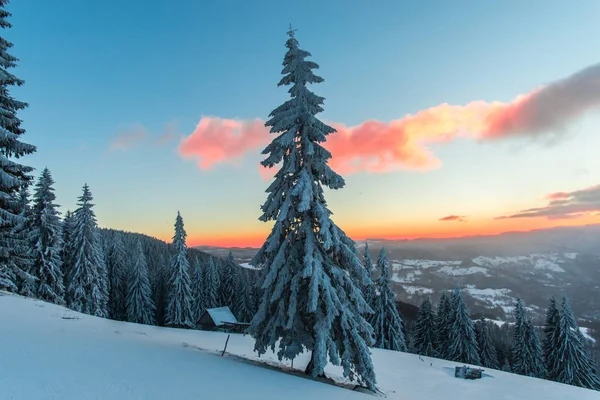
[126,240,155,325]
[60,210,75,290]
[0,0,36,293]
[66,184,108,317]
[447,287,480,365]
[362,241,376,323]
[11,185,35,296]
[29,168,64,304]
[413,297,437,357]
[234,268,254,323]
[475,316,499,369]
[107,233,127,321]
[373,248,407,352]
[249,27,376,389]
[511,299,545,378]
[553,295,600,390]
[203,256,220,310]
[220,252,238,309]
[543,297,561,381]
[190,257,205,326]
[524,320,545,378]
[435,291,452,359]
[165,212,194,329]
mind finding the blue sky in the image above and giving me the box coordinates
[8,0,600,246]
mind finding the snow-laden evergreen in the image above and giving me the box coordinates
[234,268,254,323]
[29,168,64,304]
[165,212,194,329]
[553,295,600,390]
[372,248,407,352]
[12,185,35,296]
[220,251,237,309]
[107,233,127,320]
[362,241,376,323]
[249,27,375,389]
[126,240,155,325]
[0,0,36,293]
[66,184,108,317]
[511,298,529,376]
[190,257,205,326]
[447,287,480,365]
[413,297,437,357]
[203,256,219,310]
[523,319,545,378]
[543,296,561,381]
[435,291,452,359]
[475,316,499,369]
[60,210,75,290]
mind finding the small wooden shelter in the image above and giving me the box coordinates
[454,365,483,380]
[199,306,249,332]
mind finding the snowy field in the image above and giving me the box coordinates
[0,292,597,400]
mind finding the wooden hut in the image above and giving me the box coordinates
[199,306,241,332]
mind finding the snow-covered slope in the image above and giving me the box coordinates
[0,292,597,400]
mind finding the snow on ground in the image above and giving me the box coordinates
[396,259,462,269]
[464,287,515,315]
[239,262,260,270]
[438,266,489,276]
[0,292,597,400]
[472,254,567,273]
[402,286,434,296]
[581,327,597,344]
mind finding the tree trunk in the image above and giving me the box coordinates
[304,351,326,378]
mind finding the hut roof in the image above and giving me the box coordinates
[205,306,238,327]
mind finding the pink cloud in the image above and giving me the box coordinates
[177,63,600,175]
[439,215,467,222]
[109,125,149,151]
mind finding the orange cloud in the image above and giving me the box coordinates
[439,215,467,222]
[178,63,600,175]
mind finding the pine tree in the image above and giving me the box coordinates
[553,295,600,390]
[249,27,375,389]
[413,297,437,357]
[190,257,205,326]
[107,233,127,320]
[435,291,452,359]
[203,256,219,310]
[363,241,376,323]
[523,319,545,378]
[543,296,561,381]
[165,212,194,328]
[126,240,155,325]
[447,287,480,365]
[0,0,36,293]
[29,168,64,304]
[475,316,499,369]
[220,251,238,309]
[66,184,108,317]
[60,210,75,290]
[234,268,254,322]
[511,298,529,375]
[372,248,407,352]
[12,185,35,296]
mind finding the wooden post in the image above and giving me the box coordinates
[222,334,230,356]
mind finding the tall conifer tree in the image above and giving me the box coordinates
[249,27,375,389]
[413,297,437,357]
[372,248,407,352]
[107,233,128,320]
[190,257,205,326]
[220,251,238,309]
[475,316,499,369]
[0,1,36,292]
[203,256,219,310]
[447,287,480,365]
[435,291,452,359]
[29,168,64,304]
[126,240,155,325]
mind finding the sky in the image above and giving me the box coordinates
[7,0,600,247]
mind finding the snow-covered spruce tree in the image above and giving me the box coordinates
[165,212,194,328]
[12,185,35,296]
[60,210,75,290]
[435,291,452,359]
[447,287,480,365]
[554,295,600,390]
[220,251,238,309]
[475,316,499,369]
[372,248,406,352]
[523,319,545,378]
[413,297,437,357]
[107,233,128,320]
[543,296,561,381]
[29,168,64,304]
[126,240,155,325]
[203,256,219,310]
[234,268,254,322]
[362,241,376,322]
[0,1,36,292]
[249,27,376,389]
[66,184,108,317]
[511,298,529,375]
[190,257,205,326]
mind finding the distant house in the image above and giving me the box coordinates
[199,307,249,333]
